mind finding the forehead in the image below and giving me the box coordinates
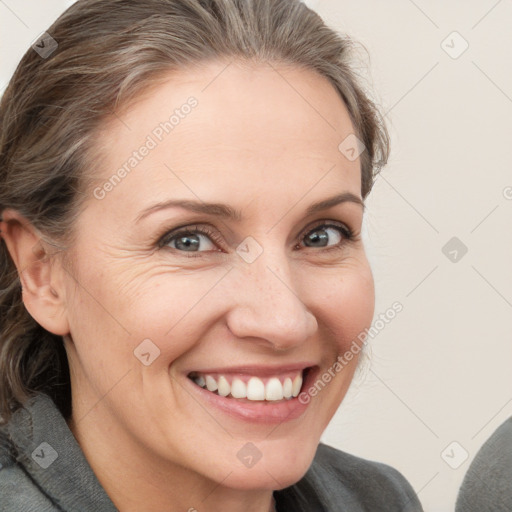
[88,60,361,217]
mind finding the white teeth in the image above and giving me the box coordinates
[265,377,284,400]
[247,377,265,401]
[230,378,247,399]
[191,372,304,401]
[292,375,302,397]
[205,375,218,392]
[217,376,230,397]
[283,377,293,398]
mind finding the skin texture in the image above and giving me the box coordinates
[2,60,375,512]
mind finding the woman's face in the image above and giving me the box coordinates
[63,60,375,491]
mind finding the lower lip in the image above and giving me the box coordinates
[186,368,318,424]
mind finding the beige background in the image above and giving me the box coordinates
[1,1,511,511]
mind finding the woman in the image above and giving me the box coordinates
[0,0,424,510]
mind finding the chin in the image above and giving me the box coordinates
[217,436,320,491]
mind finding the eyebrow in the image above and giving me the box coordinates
[135,192,364,223]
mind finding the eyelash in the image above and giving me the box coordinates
[157,220,356,258]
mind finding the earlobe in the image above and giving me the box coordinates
[1,209,70,336]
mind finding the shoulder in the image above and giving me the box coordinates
[276,443,423,511]
[0,394,116,512]
[0,426,58,512]
[311,443,423,509]
[456,416,512,511]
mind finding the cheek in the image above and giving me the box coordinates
[311,263,375,354]
[65,260,226,374]
[287,264,374,436]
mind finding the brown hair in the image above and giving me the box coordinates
[0,0,389,423]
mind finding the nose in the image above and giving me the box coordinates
[225,254,318,351]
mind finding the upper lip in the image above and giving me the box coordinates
[187,363,317,377]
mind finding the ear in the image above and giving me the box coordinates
[1,209,70,336]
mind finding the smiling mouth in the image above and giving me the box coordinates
[187,368,312,402]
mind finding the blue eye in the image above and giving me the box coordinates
[158,221,354,256]
[302,224,351,249]
[159,225,221,253]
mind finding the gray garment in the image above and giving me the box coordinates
[0,394,423,511]
[456,416,512,512]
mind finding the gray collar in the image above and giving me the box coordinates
[4,393,117,511]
